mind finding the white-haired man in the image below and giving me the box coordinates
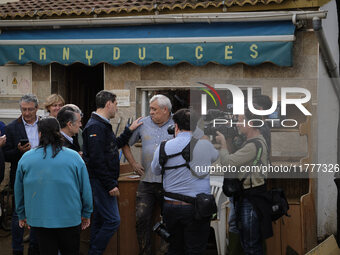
[123,94,174,255]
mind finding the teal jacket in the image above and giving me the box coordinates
[14,145,93,228]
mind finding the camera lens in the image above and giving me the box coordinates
[153,222,170,242]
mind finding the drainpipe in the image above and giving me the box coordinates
[0,10,328,28]
[313,17,340,244]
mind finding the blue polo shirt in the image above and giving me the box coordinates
[151,132,218,199]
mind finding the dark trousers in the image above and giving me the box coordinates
[135,181,164,255]
[12,196,39,254]
[89,178,120,255]
[33,225,80,255]
[163,202,211,255]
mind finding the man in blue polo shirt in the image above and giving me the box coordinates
[151,108,218,254]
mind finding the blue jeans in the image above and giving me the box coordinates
[88,179,120,255]
[236,198,263,255]
[163,202,211,255]
[12,202,38,253]
[228,197,239,233]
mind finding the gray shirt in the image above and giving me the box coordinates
[129,116,174,183]
[151,132,219,199]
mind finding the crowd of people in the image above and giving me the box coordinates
[0,90,274,255]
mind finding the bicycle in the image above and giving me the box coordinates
[0,184,13,233]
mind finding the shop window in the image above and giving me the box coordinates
[136,87,262,117]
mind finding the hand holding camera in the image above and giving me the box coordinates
[215,131,227,149]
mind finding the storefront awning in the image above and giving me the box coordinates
[0,21,295,67]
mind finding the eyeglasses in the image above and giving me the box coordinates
[21,107,36,113]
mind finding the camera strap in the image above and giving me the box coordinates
[159,137,206,179]
[164,191,195,204]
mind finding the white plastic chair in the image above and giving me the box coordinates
[210,180,229,255]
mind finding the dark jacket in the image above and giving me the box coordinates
[3,117,29,187]
[82,113,132,192]
[0,147,5,184]
[62,136,81,152]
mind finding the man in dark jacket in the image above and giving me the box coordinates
[3,94,40,255]
[57,104,83,153]
[0,133,6,184]
[83,90,142,255]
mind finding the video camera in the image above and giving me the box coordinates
[203,109,240,143]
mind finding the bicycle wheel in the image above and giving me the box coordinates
[0,187,12,231]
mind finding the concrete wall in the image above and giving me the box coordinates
[317,0,340,239]
[0,63,50,123]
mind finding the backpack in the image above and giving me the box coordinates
[266,188,290,221]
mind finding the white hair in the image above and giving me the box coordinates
[149,94,172,112]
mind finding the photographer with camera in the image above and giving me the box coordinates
[215,107,272,255]
[226,95,273,255]
[151,108,218,254]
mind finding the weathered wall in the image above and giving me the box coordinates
[0,63,50,123]
[317,0,339,240]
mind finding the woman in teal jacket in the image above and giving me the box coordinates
[14,117,93,255]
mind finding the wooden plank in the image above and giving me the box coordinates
[266,221,281,254]
[119,163,133,175]
[280,204,303,255]
[104,233,119,255]
[301,192,317,253]
[117,178,140,255]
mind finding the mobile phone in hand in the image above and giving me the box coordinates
[19,138,29,146]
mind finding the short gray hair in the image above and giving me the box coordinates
[62,104,82,115]
[57,104,82,128]
[149,95,172,112]
[19,94,39,108]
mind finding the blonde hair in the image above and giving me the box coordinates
[44,94,65,112]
